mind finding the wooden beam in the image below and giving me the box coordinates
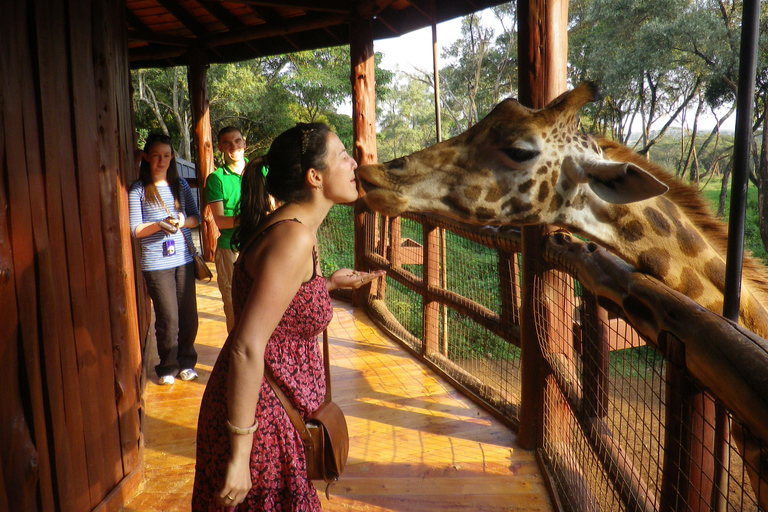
[156,0,210,37]
[125,8,149,31]
[198,1,246,30]
[128,30,196,47]
[203,12,346,47]
[209,0,354,14]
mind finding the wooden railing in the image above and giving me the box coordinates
[326,207,768,512]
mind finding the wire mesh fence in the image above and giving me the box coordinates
[316,208,768,511]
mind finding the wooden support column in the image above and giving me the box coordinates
[423,221,440,356]
[350,14,377,307]
[517,0,569,450]
[188,52,217,261]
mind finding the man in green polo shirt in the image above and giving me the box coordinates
[205,126,247,333]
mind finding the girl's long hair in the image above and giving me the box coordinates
[137,133,182,211]
[232,123,332,251]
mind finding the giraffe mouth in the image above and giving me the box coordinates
[357,176,409,217]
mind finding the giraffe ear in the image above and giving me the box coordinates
[583,160,669,204]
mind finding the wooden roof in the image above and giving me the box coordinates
[127,0,511,69]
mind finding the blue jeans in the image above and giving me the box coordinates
[143,261,198,378]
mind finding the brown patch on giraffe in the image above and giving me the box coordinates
[678,267,704,300]
[464,185,482,202]
[657,197,684,231]
[619,220,644,242]
[475,207,498,221]
[703,257,726,289]
[549,192,564,213]
[518,180,535,194]
[637,248,672,279]
[643,207,672,237]
[538,181,551,203]
[502,196,534,216]
[594,204,630,223]
[485,185,503,203]
[536,166,549,176]
[677,226,707,257]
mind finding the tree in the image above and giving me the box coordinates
[133,67,193,159]
[439,7,517,135]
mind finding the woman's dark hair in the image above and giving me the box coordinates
[138,133,182,211]
[231,123,332,250]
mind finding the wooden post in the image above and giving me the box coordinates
[660,336,716,512]
[188,52,217,261]
[423,221,440,356]
[350,14,377,307]
[517,0,570,450]
[581,292,609,419]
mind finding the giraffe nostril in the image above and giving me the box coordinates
[586,242,598,253]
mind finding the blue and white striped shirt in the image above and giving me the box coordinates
[128,179,201,272]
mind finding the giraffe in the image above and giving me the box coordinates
[357,81,768,507]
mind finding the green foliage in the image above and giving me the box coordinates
[317,205,355,276]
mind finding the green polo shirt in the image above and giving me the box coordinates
[205,160,246,250]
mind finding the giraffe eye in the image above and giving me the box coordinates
[503,147,540,163]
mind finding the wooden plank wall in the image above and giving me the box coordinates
[0,0,144,511]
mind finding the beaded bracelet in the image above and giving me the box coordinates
[226,419,259,435]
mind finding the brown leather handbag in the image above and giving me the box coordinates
[265,329,349,497]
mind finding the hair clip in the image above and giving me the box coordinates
[301,127,315,155]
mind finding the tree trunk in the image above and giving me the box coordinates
[758,98,768,251]
[718,164,731,218]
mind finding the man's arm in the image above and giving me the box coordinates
[209,201,237,230]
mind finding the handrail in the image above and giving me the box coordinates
[332,207,768,511]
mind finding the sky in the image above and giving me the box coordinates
[374,16,466,76]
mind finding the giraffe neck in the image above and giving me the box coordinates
[558,193,768,339]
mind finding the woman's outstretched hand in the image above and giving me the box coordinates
[327,269,386,291]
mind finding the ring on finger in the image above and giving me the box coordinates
[226,495,234,501]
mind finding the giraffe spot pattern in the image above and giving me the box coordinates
[679,267,704,299]
[538,181,551,202]
[465,186,482,201]
[619,220,644,242]
[475,207,497,220]
[502,196,534,215]
[677,226,707,257]
[643,207,672,237]
[549,192,564,213]
[518,180,534,193]
[485,186,503,203]
[637,248,672,279]
[703,257,726,289]
[594,204,629,223]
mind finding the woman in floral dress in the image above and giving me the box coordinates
[192,123,384,511]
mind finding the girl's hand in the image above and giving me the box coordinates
[175,212,186,228]
[327,269,386,291]
[217,454,252,508]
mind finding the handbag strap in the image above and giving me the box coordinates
[264,328,332,442]
[157,195,197,256]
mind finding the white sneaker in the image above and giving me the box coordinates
[178,369,199,381]
[158,375,175,385]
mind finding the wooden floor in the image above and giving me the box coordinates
[120,271,552,512]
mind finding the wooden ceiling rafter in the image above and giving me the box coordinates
[198,0,247,30]
[204,12,347,48]
[155,0,210,37]
[126,0,512,68]
[209,0,354,14]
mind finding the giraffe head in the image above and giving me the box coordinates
[357,82,669,225]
